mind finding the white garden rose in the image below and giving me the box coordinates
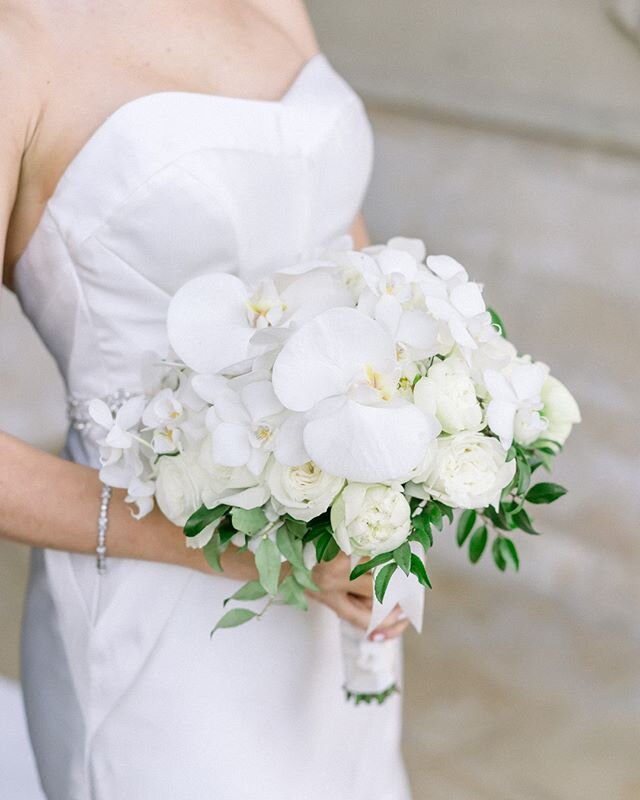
[155,451,207,527]
[267,461,344,522]
[331,483,411,557]
[414,357,483,434]
[421,432,516,510]
[541,376,581,445]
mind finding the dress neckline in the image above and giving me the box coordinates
[12,52,327,279]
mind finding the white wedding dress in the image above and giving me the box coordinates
[14,54,411,800]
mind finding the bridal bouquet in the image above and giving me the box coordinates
[89,237,580,703]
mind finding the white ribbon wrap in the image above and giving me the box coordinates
[341,547,426,700]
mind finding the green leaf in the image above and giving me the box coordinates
[516,458,532,496]
[230,507,269,535]
[393,542,412,576]
[426,502,444,531]
[202,535,223,572]
[283,517,308,539]
[526,482,568,505]
[488,307,507,338]
[408,525,433,552]
[506,445,517,463]
[492,538,507,571]
[292,567,320,592]
[484,505,510,531]
[184,504,229,538]
[500,537,520,571]
[350,552,393,581]
[456,509,476,546]
[255,537,281,596]
[314,531,332,561]
[211,607,257,634]
[512,507,540,535]
[468,525,488,564]
[410,553,432,588]
[223,580,268,606]
[374,563,397,603]
[278,575,308,610]
[319,536,340,562]
[433,500,454,524]
[276,525,306,571]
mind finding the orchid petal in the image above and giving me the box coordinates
[375,248,417,279]
[486,400,517,450]
[450,283,486,317]
[426,255,468,281]
[280,270,354,322]
[273,414,309,466]
[511,363,547,403]
[167,273,254,373]
[272,308,395,412]
[221,484,270,510]
[396,310,439,352]
[241,380,283,423]
[387,236,426,263]
[115,395,147,430]
[374,294,403,337]
[191,374,229,405]
[211,422,251,467]
[88,399,114,429]
[303,398,436,482]
[484,369,518,403]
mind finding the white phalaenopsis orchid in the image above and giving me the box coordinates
[193,373,286,476]
[167,268,353,374]
[89,395,147,486]
[484,361,550,449]
[271,307,440,482]
[420,255,488,352]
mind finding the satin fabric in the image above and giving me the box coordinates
[15,54,411,799]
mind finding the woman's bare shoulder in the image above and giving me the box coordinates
[246,0,320,56]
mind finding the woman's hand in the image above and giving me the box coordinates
[309,552,410,641]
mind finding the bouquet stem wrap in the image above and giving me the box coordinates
[341,556,425,704]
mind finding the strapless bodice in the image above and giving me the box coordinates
[14,54,373,402]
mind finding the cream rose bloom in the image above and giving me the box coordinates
[331,483,411,556]
[421,432,516,509]
[414,357,483,434]
[541,376,581,445]
[155,451,207,527]
[267,460,344,522]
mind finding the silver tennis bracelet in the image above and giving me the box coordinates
[97,484,112,574]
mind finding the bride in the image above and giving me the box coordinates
[0,2,411,797]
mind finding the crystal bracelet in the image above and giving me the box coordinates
[97,484,112,574]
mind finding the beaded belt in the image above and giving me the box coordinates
[66,389,134,431]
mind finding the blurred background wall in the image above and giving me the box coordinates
[1,1,639,797]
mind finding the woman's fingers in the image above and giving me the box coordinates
[369,618,410,641]
[368,605,409,641]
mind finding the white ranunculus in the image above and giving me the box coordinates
[421,432,516,510]
[155,452,207,527]
[331,483,412,557]
[267,461,344,522]
[414,356,483,434]
[541,376,581,445]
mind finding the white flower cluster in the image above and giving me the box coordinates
[89,237,580,555]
